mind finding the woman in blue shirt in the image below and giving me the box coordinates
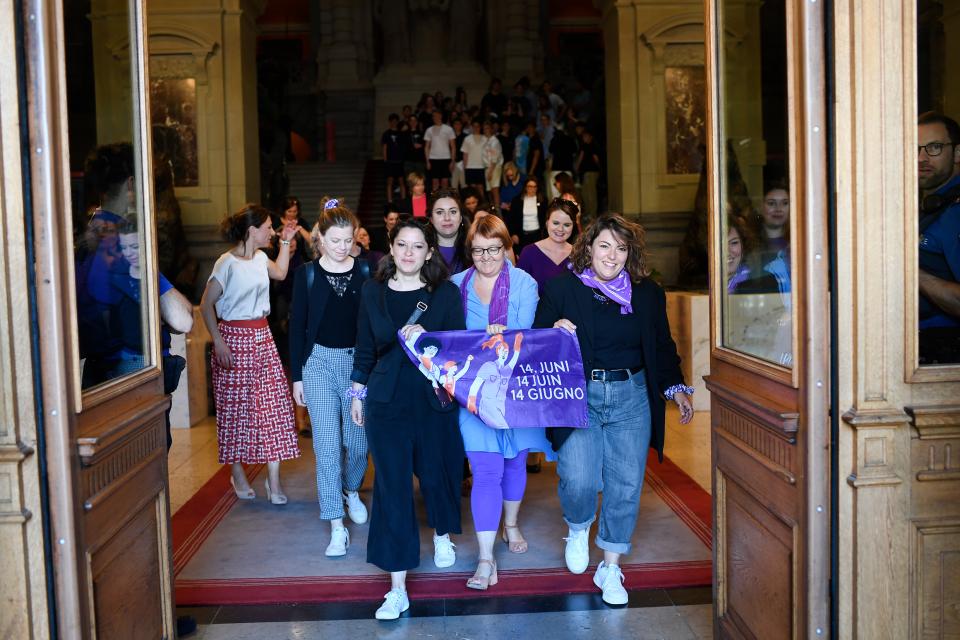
[450,215,554,590]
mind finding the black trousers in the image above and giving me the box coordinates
[365,391,464,572]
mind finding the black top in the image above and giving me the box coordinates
[579,141,600,173]
[534,271,685,460]
[549,131,577,171]
[314,264,361,348]
[498,133,515,164]
[590,290,645,370]
[481,92,508,117]
[288,259,370,382]
[527,136,544,176]
[454,132,467,162]
[381,129,405,163]
[352,280,466,406]
[506,195,547,240]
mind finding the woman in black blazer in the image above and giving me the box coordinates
[533,214,694,606]
[505,175,547,252]
[289,199,373,558]
[349,217,467,620]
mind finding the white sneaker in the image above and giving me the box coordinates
[375,589,409,620]
[325,526,349,557]
[563,528,590,574]
[433,533,456,568]
[593,561,628,605]
[343,490,368,524]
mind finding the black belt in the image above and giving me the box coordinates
[590,367,643,382]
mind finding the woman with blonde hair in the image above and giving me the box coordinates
[289,197,373,557]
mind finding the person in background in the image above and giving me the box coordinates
[461,117,488,195]
[352,226,384,268]
[370,203,401,254]
[481,78,508,120]
[518,198,577,293]
[499,162,524,218]
[289,198,371,558]
[755,180,790,265]
[548,128,577,198]
[350,218,466,620]
[430,187,470,275]
[483,120,504,211]
[450,215,554,590]
[200,204,301,505]
[917,111,960,363]
[269,197,314,437]
[576,129,601,225]
[403,114,426,178]
[524,121,545,185]
[424,110,456,191]
[534,214,694,606]
[497,120,516,167]
[506,175,546,252]
[382,113,407,201]
[401,171,429,219]
[451,119,467,192]
[462,188,481,219]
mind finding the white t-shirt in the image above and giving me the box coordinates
[482,136,503,168]
[209,251,271,320]
[424,124,456,160]
[522,197,540,232]
[461,134,487,169]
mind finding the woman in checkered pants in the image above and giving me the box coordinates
[289,197,373,557]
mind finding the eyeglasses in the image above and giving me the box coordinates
[918,141,956,157]
[470,245,504,258]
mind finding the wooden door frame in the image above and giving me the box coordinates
[20,0,172,636]
[703,0,831,635]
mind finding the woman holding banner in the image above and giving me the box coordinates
[349,217,466,620]
[533,214,694,606]
[450,215,555,591]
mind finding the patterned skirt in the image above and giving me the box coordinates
[212,319,300,464]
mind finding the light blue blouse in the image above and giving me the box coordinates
[450,263,557,459]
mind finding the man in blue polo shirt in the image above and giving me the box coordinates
[918,111,960,363]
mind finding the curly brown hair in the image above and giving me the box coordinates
[570,214,651,283]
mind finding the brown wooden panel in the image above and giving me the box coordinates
[88,499,164,639]
[913,522,960,640]
[719,476,796,640]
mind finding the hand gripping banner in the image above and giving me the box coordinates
[398,327,588,429]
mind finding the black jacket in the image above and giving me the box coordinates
[350,279,466,407]
[288,259,371,383]
[506,195,547,240]
[533,271,685,460]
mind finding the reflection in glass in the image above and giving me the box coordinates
[916,1,960,365]
[68,1,151,390]
[717,0,793,367]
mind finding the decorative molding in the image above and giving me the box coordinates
[81,422,164,504]
[906,405,960,440]
[843,408,911,488]
[706,376,799,436]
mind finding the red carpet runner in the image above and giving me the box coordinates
[172,457,712,605]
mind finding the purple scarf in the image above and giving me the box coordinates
[574,267,633,314]
[459,263,511,325]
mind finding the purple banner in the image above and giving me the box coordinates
[398,328,588,429]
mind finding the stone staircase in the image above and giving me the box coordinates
[286,161,368,224]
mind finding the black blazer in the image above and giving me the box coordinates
[288,259,370,383]
[506,195,547,240]
[533,271,685,460]
[351,279,466,407]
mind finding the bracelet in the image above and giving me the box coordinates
[347,386,367,400]
[279,239,291,246]
[664,384,695,401]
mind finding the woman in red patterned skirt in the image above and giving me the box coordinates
[200,204,302,504]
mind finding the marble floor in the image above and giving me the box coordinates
[168,406,714,638]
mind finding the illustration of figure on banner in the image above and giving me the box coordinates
[467,332,524,428]
[441,355,474,395]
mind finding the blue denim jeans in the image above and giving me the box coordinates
[556,371,652,554]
